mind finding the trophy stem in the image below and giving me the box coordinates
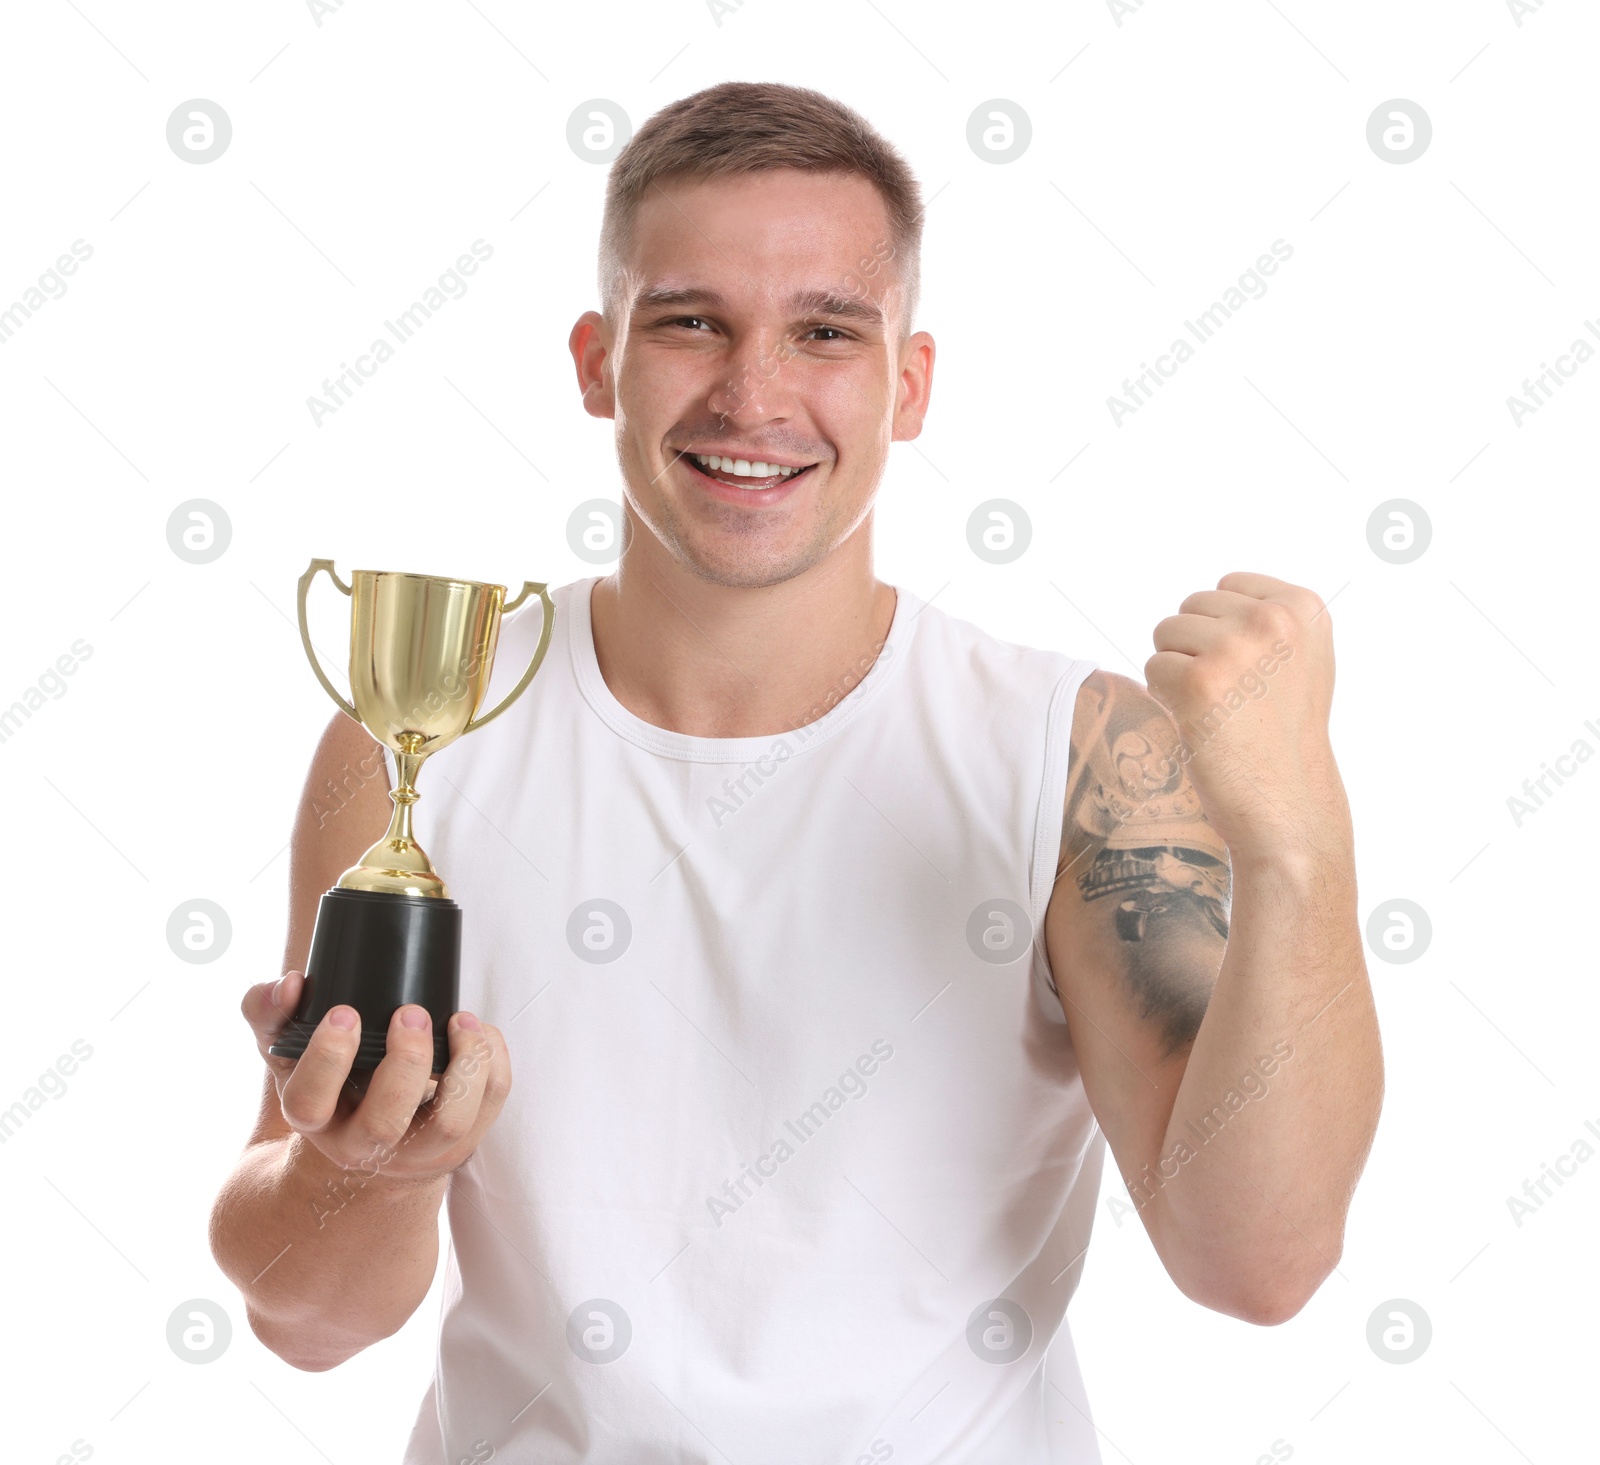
[334,739,451,898]
[384,748,423,848]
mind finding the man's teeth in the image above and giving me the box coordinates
[692,454,809,479]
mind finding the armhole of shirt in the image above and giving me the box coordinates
[1029,658,1099,1013]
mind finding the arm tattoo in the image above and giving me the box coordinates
[1058,673,1232,1056]
[1077,845,1229,942]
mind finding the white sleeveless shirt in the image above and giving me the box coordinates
[389,577,1106,1465]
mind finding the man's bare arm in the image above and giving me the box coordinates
[208,712,511,1371]
[1045,659,1381,1325]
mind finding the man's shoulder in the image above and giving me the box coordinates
[902,590,1094,691]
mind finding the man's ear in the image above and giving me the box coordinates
[891,330,935,443]
[570,311,616,420]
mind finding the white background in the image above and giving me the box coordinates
[2,1,1595,1462]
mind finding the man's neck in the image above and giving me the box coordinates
[588,533,897,739]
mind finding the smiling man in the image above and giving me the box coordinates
[211,82,1382,1464]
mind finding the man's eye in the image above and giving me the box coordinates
[658,318,849,342]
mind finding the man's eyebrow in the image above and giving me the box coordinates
[634,285,729,312]
[633,284,884,326]
[786,288,884,326]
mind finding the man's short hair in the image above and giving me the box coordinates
[599,81,924,340]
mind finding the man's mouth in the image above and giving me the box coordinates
[680,451,820,491]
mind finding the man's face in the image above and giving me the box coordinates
[571,168,934,589]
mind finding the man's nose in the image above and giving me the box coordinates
[706,332,798,426]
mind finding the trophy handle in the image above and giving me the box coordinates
[464,582,555,734]
[297,558,360,723]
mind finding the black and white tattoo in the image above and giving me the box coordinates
[1076,845,1230,943]
[1058,672,1232,1055]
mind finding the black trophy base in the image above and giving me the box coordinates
[268,887,461,1074]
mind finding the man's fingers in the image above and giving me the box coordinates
[476,1022,513,1119]
[1216,571,1325,623]
[423,1015,501,1150]
[1176,589,1252,620]
[1216,570,1293,599]
[1158,594,1300,659]
[444,1017,512,1119]
[1152,613,1226,657]
[278,1006,362,1135]
[242,972,307,1068]
[1143,650,1194,700]
[270,1003,511,1180]
[339,1006,441,1157]
[242,972,301,1039]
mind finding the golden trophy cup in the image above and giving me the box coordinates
[269,559,554,1074]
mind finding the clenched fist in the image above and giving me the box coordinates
[1144,570,1346,860]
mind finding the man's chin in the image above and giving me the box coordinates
[667,541,823,590]
[643,516,834,589]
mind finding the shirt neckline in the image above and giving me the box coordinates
[567,575,922,763]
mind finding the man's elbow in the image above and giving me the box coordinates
[1217,1279,1321,1327]
[245,1304,370,1372]
[1176,1249,1338,1327]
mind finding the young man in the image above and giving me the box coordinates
[211,82,1381,1464]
